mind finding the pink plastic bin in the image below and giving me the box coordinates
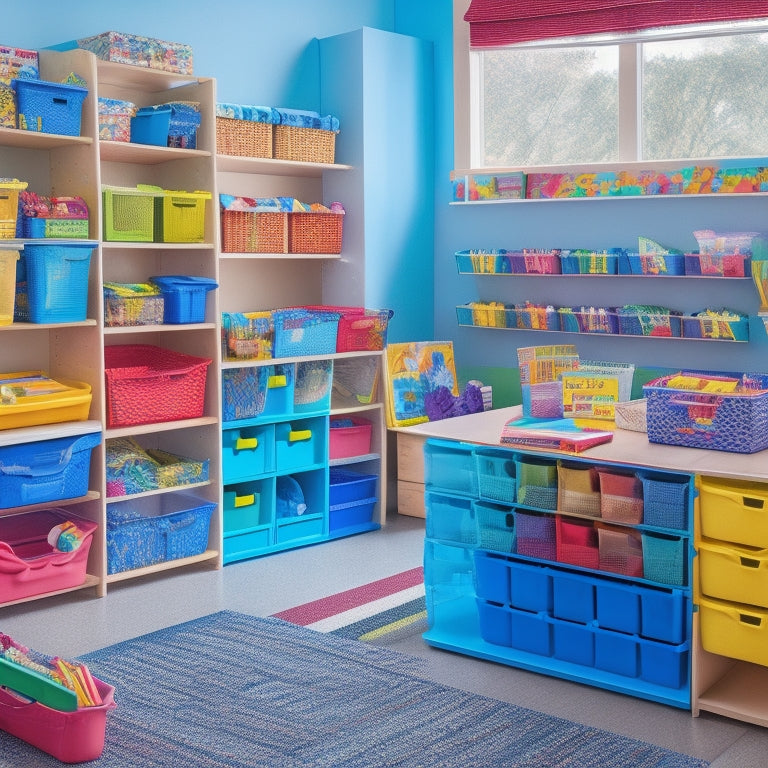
[0,509,96,603]
[329,417,372,460]
[0,677,115,763]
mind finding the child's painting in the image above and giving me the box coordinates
[385,341,459,427]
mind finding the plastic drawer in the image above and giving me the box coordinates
[221,424,274,482]
[475,449,516,504]
[274,417,326,471]
[426,491,476,547]
[552,569,596,624]
[639,639,688,689]
[557,463,600,518]
[223,480,271,533]
[223,528,272,561]
[699,596,768,666]
[329,497,376,533]
[553,619,595,666]
[642,531,687,586]
[425,439,477,496]
[474,500,516,553]
[556,516,599,570]
[516,511,556,561]
[698,476,768,547]
[641,474,689,530]
[698,539,768,608]
[516,458,558,510]
[276,512,324,544]
[424,538,475,591]
[329,468,377,506]
[595,629,639,678]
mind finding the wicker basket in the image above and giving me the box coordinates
[216,116,272,158]
[273,125,336,164]
[288,212,343,254]
[220,210,288,253]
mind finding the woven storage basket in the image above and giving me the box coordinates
[220,210,287,253]
[273,125,336,163]
[288,212,343,254]
[216,116,272,158]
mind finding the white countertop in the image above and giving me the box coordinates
[397,406,768,483]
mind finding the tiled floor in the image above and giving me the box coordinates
[2,510,767,766]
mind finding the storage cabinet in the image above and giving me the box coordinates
[422,437,695,709]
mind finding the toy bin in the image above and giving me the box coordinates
[103,344,211,427]
[557,463,601,518]
[106,492,215,573]
[152,189,210,243]
[22,197,90,239]
[644,372,768,453]
[556,515,599,570]
[273,308,340,357]
[515,510,557,561]
[424,440,476,496]
[684,252,749,277]
[617,306,682,337]
[222,311,274,361]
[0,508,97,602]
[221,423,275,482]
[302,305,392,352]
[516,458,558,510]
[473,500,516,553]
[0,248,20,324]
[103,282,164,327]
[329,416,372,459]
[149,275,217,323]
[682,311,749,341]
[0,677,115,763]
[221,364,293,422]
[619,251,685,276]
[699,595,768,667]
[698,476,768,547]
[598,524,643,577]
[223,480,268,533]
[598,470,644,524]
[0,179,27,239]
[288,211,344,254]
[97,96,136,141]
[130,104,171,145]
[0,430,101,508]
[102,185,160,242]
[273,124,337,164]
[475,449,516,504]
[24,241,94,323]
[12,79,87,135]
[641,473,689,530]
[220,210,288,253]
[0,373,92,430]
[642,531,686,586]
[274,417,326,471]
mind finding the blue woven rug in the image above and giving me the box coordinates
[0,611,710,767]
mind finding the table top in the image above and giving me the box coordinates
[397,406,768,483]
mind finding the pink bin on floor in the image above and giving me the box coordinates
[0,509,97,602]
[0,678,115,763]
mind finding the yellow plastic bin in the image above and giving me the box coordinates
[698,476,768,548]
[0,248,20,324]
[698,539,768,608]
[0,179,28,238]
[699,595,768,666]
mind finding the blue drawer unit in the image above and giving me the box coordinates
[275,416,327,472]
[0,430,101,509]
[424,439,477,496]
[423,438,695,710]
[221,424,274,482]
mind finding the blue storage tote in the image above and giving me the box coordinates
[149,275,217,323]
[329,497,377,533]
[24,242,94,323]
[106,492,215,574]
[223,479,270,533]
[425,491,476,547]
[553,619,595,666]
[13,79,87,135]
[0,430,100,508]
[552,568,596,624]
[329,468,377,506]
[130,105,172,145]
[272,309,340,357]
[640,473,689,530]
[425,439,477,496]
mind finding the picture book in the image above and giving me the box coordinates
[500,416,614,453]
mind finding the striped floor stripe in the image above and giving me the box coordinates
[272,567,425,637]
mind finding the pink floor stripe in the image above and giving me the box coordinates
[272,566,424,626]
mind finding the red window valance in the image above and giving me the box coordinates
[465,1,768,47]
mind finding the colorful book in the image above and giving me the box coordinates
[500,416,614,453]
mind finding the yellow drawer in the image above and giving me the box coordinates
[699,595,768,667]
[698,539,768,608]
[698,476,768,548]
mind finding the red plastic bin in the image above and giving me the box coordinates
[0,509,97,603]
[0,678,115,763]
[303,305,393,351]
[104,344,211,427]
[329,416,372,459]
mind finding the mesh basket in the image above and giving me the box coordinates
[272,309,340,357]
[474,501,516,553]
[220,210,287,253]
[216,116,273,158]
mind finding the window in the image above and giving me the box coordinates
[458,9,768,169]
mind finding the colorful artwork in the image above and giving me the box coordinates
[384,341,459,427]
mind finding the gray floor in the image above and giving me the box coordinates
[2,510,767,767]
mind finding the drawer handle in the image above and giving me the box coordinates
[743,496,765,510]
[740,557,761,569]
[268,375,287,389]
[235,437,258,451]
[740,613,763,627]
[234,493,255,508]
[289,429,311,442]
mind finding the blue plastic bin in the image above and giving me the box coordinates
[12,79,87,135]
[149,275,217,324]
[329,469,377,506]
[24,241,95,323]
[0,431,101,508]
[130,105,172,146]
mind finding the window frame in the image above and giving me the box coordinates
[454,0,768,171]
